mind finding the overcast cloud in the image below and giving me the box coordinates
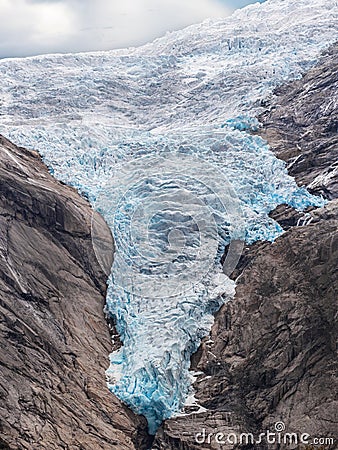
[0,0,257,58]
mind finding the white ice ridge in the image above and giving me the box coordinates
[0,0,337,434]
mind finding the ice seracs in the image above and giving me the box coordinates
[0,0,337,434]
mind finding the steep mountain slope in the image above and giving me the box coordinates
[0,136,150,449]
[154,202,338,450]
[260,43,338,200]
[153,43,338,450]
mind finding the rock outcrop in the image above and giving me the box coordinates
[260,43,338,200]
[153,45,338,449]
[0,136,150,449]
[154,201,338,450]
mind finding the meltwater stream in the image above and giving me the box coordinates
[0,0,337,434]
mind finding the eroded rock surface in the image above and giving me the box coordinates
[153,44,338,449]
[153,202,338,450]
[0,136,150,449]
[260,42,338,200]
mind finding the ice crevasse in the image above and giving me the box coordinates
[0,0,337,434]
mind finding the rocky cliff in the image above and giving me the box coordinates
[0,136,150,449]
[153,44,338,449]
[260,43,338,200]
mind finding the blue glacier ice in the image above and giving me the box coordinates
[0,0,336,434]
[223,116,260,132]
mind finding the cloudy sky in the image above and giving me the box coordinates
[0,0,260,59]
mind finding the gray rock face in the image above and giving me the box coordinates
[0,136,150,449]
[260,43,338,200]
[153,45,338,449]
[153,202,338,450]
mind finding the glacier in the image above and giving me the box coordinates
[0,0,337,435]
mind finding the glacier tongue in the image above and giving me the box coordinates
[0,0,337,434]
